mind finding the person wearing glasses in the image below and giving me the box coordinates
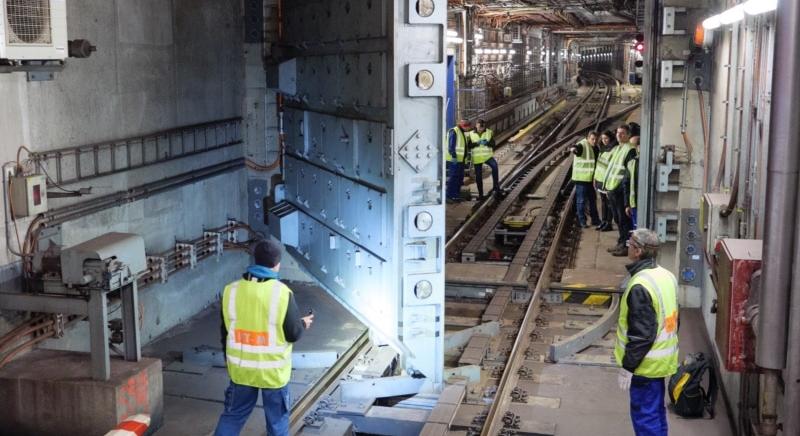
[615,229,680,436]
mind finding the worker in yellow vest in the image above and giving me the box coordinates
[615,228,679,436]
[625,135,640,229]
[215,240,314,436]
[446,119,472,203]
[570,131,601,228]
[469,119,500,200]
[602,124,638,256]
[594,130,617,231]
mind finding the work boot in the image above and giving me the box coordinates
[595,221,606,230]
[600,223,614,232]
[607,243,623,253]
[611,246,628,257]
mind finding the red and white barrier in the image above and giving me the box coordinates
[104,414,151,436]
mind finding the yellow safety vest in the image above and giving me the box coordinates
[614,266,680,378]
[627,158,637,208]
[222,279,293,388]
[594,149,613,184]
[603,142,634,191]
[445,127,467,163]
[469,129,495,165]
[571,138,596,182]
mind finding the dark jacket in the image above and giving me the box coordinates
[622,257,658,373]
[220,274,305,353]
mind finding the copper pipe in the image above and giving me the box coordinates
[0,328,56,369]
[0,315,48,350]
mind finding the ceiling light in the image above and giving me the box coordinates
[509,49,516,55]
[448,37,463,44]
[743,0,777,14]
[719,5,745,24]
[447,30,458,37]
[702,15,722,29]
[475,48,484,54]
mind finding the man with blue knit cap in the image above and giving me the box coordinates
[215,239,314,436]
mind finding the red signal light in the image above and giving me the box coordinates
[635,43,644,52]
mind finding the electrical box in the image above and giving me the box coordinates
[10,174,47,218]
[712,238,762,372]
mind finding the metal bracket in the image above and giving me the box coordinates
[204,231,224,260]
[398,130,435,173]
[656,148,680,192]
[407,0,445,24]
[340,375,426,401]
[146,256,168,284]
[663,7,687,35]
[175,242,197,269]
[226,218,239,243]
[656,212,680,242]
[660,60,685,88]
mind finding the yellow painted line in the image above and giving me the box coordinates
[508,100,567,143]
[583,294,611,306]
[561,292,572,302]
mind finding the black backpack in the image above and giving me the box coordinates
[668,352,718,418]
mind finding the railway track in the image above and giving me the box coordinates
[442,72,630,436]
[289,72,638,436]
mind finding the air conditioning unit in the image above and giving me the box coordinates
[0,0,67,61]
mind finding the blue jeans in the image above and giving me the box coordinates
[446,161,465,199]
[474,157,500,198]
[575,182,600,226]
[629,376,668,436]
[214,381,291,436]
[631,207,638,229]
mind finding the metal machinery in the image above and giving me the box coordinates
[269,1,447,391]
[0,233,146,380]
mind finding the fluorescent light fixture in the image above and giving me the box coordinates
[499,49,508,54]
[719,5,745,24]
[448,37,464,44]
[447,30,458,37]
[509,49,516,55]
[527,50,532,55]
[493,49,501,54]
[743,0,777,14]
[475,33,484,40]
[702,15,722,29]
[475,48,484,54]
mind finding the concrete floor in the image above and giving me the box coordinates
[509,225,735,436]
[144,281,365,436]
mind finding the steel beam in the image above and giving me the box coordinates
[548,294,620,362]
[0,292,89,315]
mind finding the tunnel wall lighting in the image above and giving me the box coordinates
[447,30,458,37]
[719,5,745,24]
[448,37,463,44]
[743,0,777,14]
[703,0,776,31]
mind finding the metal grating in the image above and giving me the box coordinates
[5,0,52,45]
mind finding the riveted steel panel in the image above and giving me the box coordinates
[279,0,446,391]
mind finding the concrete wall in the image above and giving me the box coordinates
[0,0,249,344]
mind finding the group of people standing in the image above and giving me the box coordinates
[445,119,501,203]
[571,122,641,256]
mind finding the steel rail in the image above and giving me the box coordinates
[456,81,601,260]
[288,329,371,434]
[481,188,576,436]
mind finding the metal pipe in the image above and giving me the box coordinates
[756,0,800,370]
[759,371,779,436]
[785,145,800,436]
